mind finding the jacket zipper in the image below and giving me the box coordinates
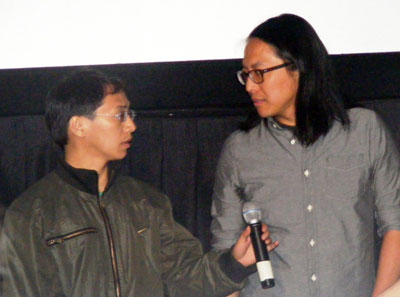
[98,198,122,297]
[46,227,97,246]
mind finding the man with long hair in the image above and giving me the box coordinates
[211,14,400,297]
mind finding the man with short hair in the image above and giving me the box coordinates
[0,69,277,297]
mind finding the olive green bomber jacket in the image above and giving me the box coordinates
[1,161,250,297]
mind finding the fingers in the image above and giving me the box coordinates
[261,223,270,241]
[261,223,268,232]
[233,224,279,265]
[264,237,273,245]
[244,223,278,251]
[231,226,252,263]
[267,240,279,252]
[243,226,252,244]
[243,225,251,236]
[237,226,252,246]
[260,223,279,252]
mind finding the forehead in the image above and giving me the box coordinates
[243,38,282,68]
[98,91,130,111]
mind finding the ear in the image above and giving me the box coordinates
[68,116,88,138]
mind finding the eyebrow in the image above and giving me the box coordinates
[242,62,269,70]
[115,104,130,110]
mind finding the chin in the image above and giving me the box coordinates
[254,107,271,118]
[120,151,128,159]
[256,110,272,119]
[109,152,127,162]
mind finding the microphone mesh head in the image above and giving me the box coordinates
[242,202,262,224]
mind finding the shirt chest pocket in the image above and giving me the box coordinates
[318,153,370,200]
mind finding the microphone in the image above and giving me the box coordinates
[242,202,275,289]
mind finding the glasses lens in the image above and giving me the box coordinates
[248,70,263,84]
[236,71,247,85]
[128,110,135,121]
[118,110,135,122]
[116,112,124,122]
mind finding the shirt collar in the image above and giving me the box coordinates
[266,117,295,132]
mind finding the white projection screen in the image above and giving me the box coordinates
[0,0,399,69]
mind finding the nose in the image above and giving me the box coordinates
[245,78,258,95]
[124,116,137,133]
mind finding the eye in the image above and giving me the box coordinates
[249,70,263,83]
[117,112,125,122]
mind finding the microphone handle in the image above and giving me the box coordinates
[249,222,275,289]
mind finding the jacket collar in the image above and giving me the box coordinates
[55,158,119,196]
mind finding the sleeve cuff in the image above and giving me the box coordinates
[218,247,257,283]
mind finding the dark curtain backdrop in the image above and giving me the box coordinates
[0,113,245,249]
[1,53,400,250]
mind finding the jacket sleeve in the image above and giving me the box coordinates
[210,137,246,251]
[157,193,249,297]
[0,205,62,297]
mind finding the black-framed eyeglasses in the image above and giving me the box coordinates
[93,109,136,122]
[236,62,293,85]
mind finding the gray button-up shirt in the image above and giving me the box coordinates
[211,108,400,297]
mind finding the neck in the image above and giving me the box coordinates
[96,166,109,193]
[274,118,296,130]
[65,145,109,192]
[274,115,296,127]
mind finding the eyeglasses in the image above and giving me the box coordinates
[92,109,136,122]
[236,62,293,85]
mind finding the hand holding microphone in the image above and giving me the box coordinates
[234,202,276,289]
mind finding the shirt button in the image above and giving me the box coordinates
[307,204,313,212]
[310,239,315,247]
[290,139,296,145]
[304,170,310,177]
[311,274,317,282]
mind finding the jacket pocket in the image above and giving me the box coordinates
[46,227,97,246]
[137,226,149,236]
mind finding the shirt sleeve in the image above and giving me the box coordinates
[210,136,246,251]
[370,113,400,236]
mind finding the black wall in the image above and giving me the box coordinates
[1,53,400,249]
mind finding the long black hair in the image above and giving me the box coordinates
[240,14,349,146]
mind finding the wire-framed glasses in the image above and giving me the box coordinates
[236,62,293,85]
[93,109,136,122]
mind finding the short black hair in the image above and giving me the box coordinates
[45,69,125,148]
[241,14,349,145]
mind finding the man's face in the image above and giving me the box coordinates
[83,91,136,163]
[242,38,299,126]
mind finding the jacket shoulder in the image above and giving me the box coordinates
[7,171,62,213]
[115,175,172,211]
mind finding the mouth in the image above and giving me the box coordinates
[252,99,265,107]
[121,138,132,148]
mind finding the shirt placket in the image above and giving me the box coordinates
[302,147,320,297]
[270,120,320,296]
